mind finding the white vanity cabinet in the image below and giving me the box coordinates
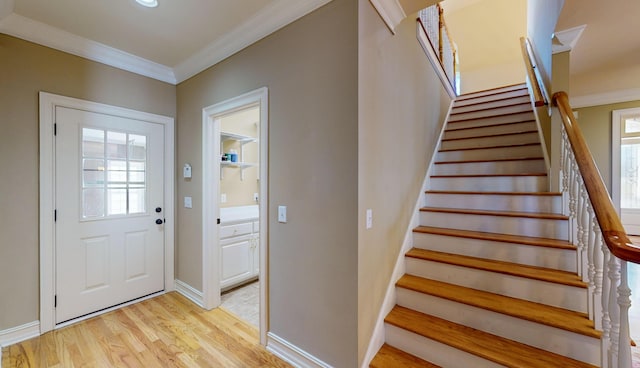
[220,218,259,290]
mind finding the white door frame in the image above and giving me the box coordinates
[611,107,640,214]
[202,87,268,345]
[39,92,175,334]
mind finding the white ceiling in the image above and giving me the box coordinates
[0,0,331,84]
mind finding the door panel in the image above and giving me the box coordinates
[55,106,164,323]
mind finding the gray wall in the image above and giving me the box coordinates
[358,0,452,362]
[0,34,176,331]
[175,0,358,366]
[576,100,640,194]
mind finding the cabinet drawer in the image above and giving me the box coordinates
[220,222,253,239]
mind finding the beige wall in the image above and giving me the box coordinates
[0,34,176,331]
[220,106,260,208]
[176,0,358,365]
[442,0,527,94]
[527,0,565,92]
[358,0,452,363]
[575,100,640,194]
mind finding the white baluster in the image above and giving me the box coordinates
[618,260,632,368]
[585,204,595,321]
[594,219,605,332]
[576,183,586,279]
[609,254,621,366]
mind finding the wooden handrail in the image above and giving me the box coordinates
[553,91,640,263]
[520,37,545,107]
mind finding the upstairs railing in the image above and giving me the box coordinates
[418,4,458,95]
[522,36,636,368]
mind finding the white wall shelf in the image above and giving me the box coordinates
[220,131,257,180]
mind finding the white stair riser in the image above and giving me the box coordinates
[440,132,540,151]
[420,211,568,239]
[444,121,537,139]
[446,111,535,130]
[385,324,503,368]
[429,175,548,192]
[405,257,587,312]
[424,193,562,213]
[452,95,531,114]
[457,85,528,102]
[412,232,577,272]
[449,104,532,122]
[432,159,545,175]
[396,289,600,366]
[437,145,543,162]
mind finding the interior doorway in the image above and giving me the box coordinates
[202,88,268,345]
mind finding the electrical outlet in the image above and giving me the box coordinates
[184,196,193,209]
[221,193,227,203]
[366,209,373,229]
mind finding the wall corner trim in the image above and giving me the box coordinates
[174,279,205,308]
[368,0,405,34]
[267,332,333,368]
[0,320,40,348]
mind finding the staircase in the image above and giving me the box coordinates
[370,84,601,368]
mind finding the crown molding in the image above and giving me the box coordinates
[570,88,640,109]
[0,13,177,84]
[173,0,332,83]
[0,0,331,85]
[552,24,586,54]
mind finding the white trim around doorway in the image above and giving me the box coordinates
[202,87,269,345]
[38,92,175,334]
[611,107,640,214]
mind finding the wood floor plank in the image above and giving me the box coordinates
[2,292,292,368]
[385,306,598,368]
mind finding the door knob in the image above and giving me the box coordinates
[155,207,162,213]
[155,219,163,225]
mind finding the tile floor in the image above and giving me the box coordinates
[220,280,260,327]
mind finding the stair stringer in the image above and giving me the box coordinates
[361,99,455,368]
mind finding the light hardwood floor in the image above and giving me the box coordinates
[1,292,291,368]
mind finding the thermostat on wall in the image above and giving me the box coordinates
[183,163,192,178]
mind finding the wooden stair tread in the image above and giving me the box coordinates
[425,190,561,196]
[385,306,598,368]
[448,110,534,124]
[430,173,547,178]
[413,226,574,250]
[406,248,586,288]
[370,344,441,368]
[441,130,539,141]
[453,94,530,110]
[397,275,600,338]
[438,142,540,152]
[445,120,536,132]
[455,84,527,100]
[420,206,567,220]
[450,101,531,116]
[434,157,544,164]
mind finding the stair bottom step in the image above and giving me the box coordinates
[385,306,598,368]
[370,343,441,368]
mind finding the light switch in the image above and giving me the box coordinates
[366,209,373,229]
[183,163,192,178]
[184,196,192,209]
[278,206,287,223]
[221,193,227,203]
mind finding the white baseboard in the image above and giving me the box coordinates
[267,332,332,368]
[174,279,204,308]
[360,99,455,367]
[0,320,40,348]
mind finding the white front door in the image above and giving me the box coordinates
[55,106,165,323]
